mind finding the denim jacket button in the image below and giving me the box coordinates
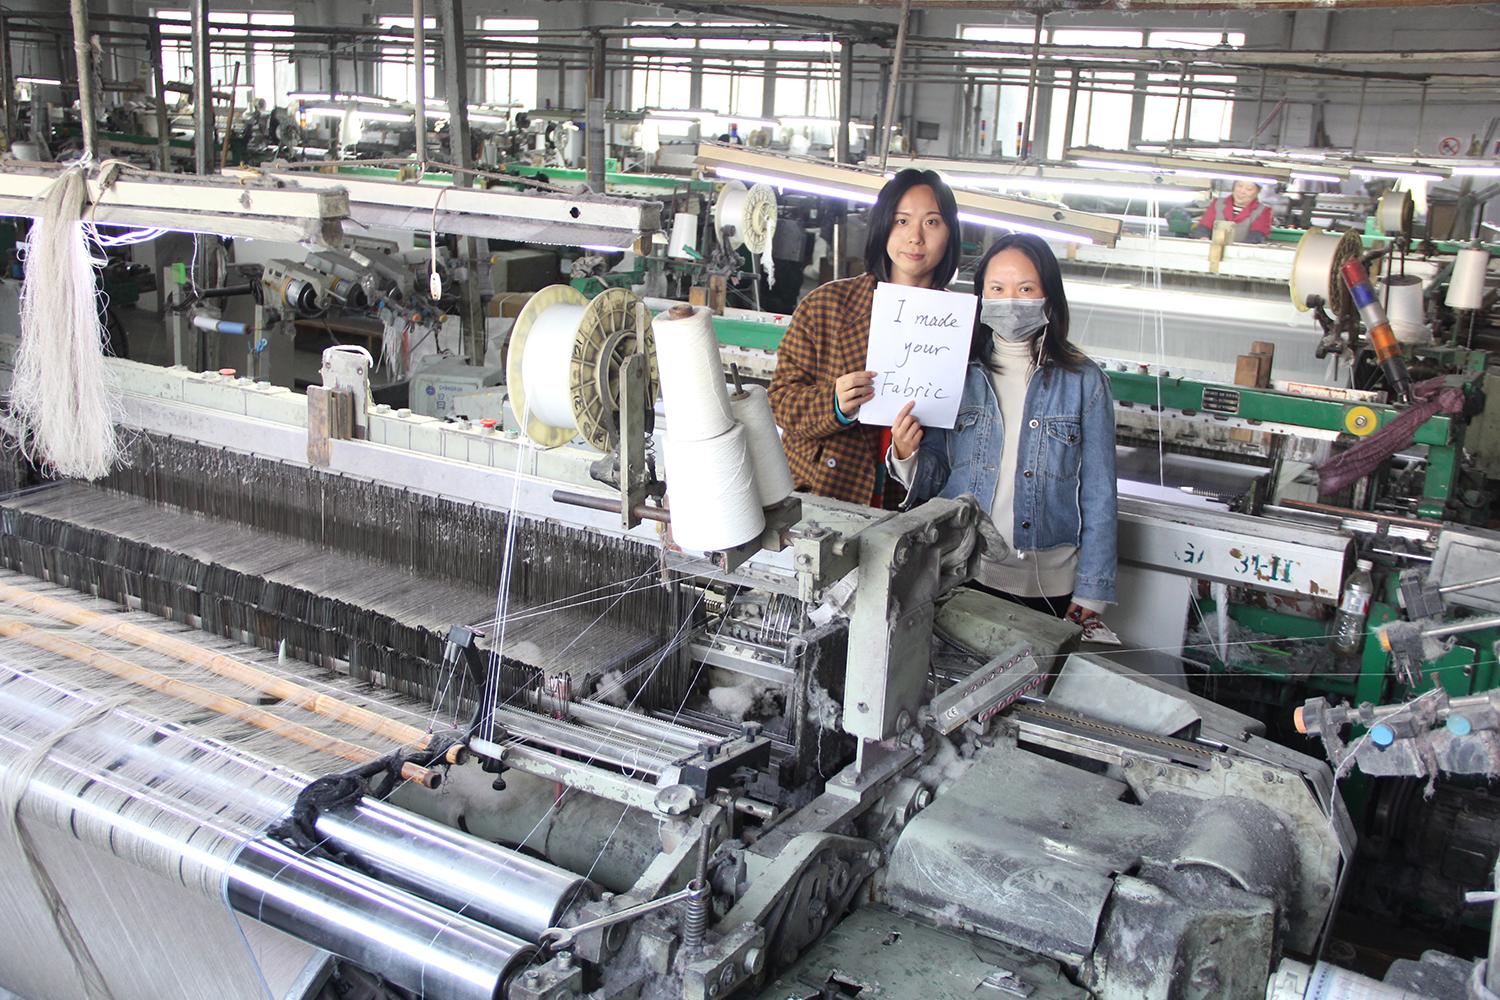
[1021,520,1031,529]
[1023,469,1033,478]
[1028,419,1039,428]
[826,457,837,468]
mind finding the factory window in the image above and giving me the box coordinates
[376,16,437,105]
[1049,30,1142,152]
[1139,32,1244,144]
[960,26,1144,156]
[628,20,773,122]
[478,18,539,112]
[960,26,1043,157]
[770,37,841,120]
[156,10,295,109]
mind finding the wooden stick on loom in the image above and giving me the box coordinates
[0,582,457,760]
[0,616,443,788]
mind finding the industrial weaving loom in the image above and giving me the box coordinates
[0,315,1368,1000]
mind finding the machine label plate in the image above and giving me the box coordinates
[1201,387,1241,414]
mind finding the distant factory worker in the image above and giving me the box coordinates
[768,168,962,507]
[1189,179,1273,244]
[887,234,1118,627]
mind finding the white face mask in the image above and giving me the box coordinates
[980,297,1048,342]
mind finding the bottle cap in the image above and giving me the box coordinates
[1356,559,1373,571]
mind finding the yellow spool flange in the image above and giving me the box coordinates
[1344,405,1379,437]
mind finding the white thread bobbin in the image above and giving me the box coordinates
[653,304,734,442]
[730,385,794,506]
[507,284,659,450]
[1381,274,1431,344]
[667,212,698,260]
[520,302,589,431]
[1376,189,1413,236]
[1447,248,1491,311]
[664,423,766,551]
[714,180,778,255]
[1290,228,1364,314]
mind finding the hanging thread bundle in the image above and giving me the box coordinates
[12,166,119,480]
[653,305,765,551]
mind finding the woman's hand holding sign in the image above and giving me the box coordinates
[891,401,924,460]
[835,370,878,418]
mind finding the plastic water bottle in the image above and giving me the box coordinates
[1330,559,1375,656]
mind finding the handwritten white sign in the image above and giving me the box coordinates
[859,282,976,429]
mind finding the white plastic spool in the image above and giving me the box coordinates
[1446,247,1491,311]
[507,284,659,450]
[714,180,778,255]
[1290,228,1364,314]
[652,304,734,442]
[663,422,766,552]
[667,212,698,260]
[1380,274,1431,344]
[730,385,795,506]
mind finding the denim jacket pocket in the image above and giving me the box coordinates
[1042,417,1083,480]
[947,407,984,470]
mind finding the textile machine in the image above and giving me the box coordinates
[0,144,1497,1000]
[0,277,1393,1000]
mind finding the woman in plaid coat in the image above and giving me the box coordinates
[768,169,963,508]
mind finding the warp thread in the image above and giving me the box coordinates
[13,165,120,480]
[730,385,795,506]
[2,694,133,1000]
[1318,377,1467,494]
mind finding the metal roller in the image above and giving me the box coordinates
[313,798,595,942]
[226,838,538,1000]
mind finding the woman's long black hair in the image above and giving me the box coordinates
[863,168,963,288]
[967,233,1085,371]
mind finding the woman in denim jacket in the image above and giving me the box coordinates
[888,234,1117,627]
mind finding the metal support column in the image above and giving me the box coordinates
[0,15,13,151]
[1351,76,1368,154]
[836,40,853,163]
[413,0,426,163]
[1019,12,1043,162]
[1061,70,1079,153]
[147,21,171,170]
[71,0,98,159]
[190,0,212,175]
[878,0,912,173]
[587,32,606,193]
[439,0,481,364]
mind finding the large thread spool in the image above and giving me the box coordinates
[730,385,794,506]
[1381,274,1430,344]
[652,304,734,442]
[663,423,765,552]
[507,284,659,450]
[1446,247,1491,311]
[1375,189,1413,236]
[1290,228,1364,314]
[667,211,698,259]
[714,180,778,256]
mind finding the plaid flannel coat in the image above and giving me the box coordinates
[769,274,902,507]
